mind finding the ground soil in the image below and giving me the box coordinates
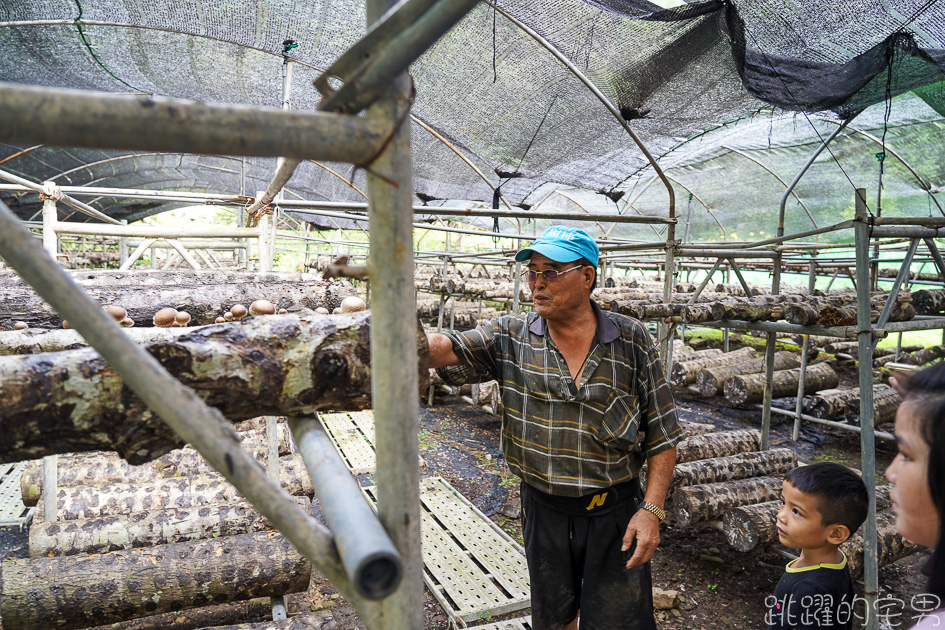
[0,357,932,629]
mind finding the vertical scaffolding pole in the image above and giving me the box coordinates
[42,196,57,256]
[364,0,422,625]
[854,188,878,630]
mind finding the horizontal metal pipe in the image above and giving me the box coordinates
[761,406,894,441]
[868,226,945,238]
[696,319,886,339]
[880,316,945,333]
[289,416,403,600]
[289,208,538,240]
[870,217,945,227]
[52,220,261,239]
[676,248,779,259]
[0,183,248,204]
[0,82,390,163]
[0,169,120,224]
[276,199,675,224]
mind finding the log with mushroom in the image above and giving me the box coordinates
[249,300,276,316]
[152,307,178,328]
[340,297,367,313]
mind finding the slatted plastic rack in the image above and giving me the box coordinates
[364,477,530,628]
[469,617,532,630]
[317,411,378,474]
[0,462,34,529]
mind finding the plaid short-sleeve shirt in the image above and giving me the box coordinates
[437,300,683,497]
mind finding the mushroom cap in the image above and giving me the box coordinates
[332,307,342,314]
[230,304,248,319]
[224,312,234,321]
[153,307,178,327]
[13,321,27,330]
[340,296,367,313]
[278,308,288,314]
[315,307,330,315]
[249,299,276,316]
[105,305,127,321]
[175,311,192,326]
[62,320,71,329]
[215,316,226,324]
[120,317,135,328]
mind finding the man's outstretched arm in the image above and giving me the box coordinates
[427,332,462,368]
[622,446,676,568]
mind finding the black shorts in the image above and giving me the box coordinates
[521,480,656,630]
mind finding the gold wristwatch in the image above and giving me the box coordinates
[639,501,666,523]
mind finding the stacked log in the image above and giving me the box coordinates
[723,363,838,405]
[660,449,797,494]
[29,496,311,557]
[845,385,900,425]
[84,599,276,630]
[898,344,945,366]
[670,347,757,387]
[842,510,917,580]
[913,288,945,314]
[803,388,861,419]
[20,426,292,505]
[0,269,357,329]
[35,455,311,522]
[0,531,311,630]
[695,351,800,397]
[675,430,761,463]
[670,476,783,527]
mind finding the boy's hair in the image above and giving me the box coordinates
[784,462,868,535]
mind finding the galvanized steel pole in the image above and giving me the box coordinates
[854,189,879,630]
[364,0,423,624]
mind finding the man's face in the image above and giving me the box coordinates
[775,481,833,550]
[525,253,592,321]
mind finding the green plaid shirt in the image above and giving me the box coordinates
[437,301,683,497]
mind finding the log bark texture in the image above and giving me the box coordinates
[0,269,357,329]
[21,426,291,505]
[675,430,761,464]
[0,312,428,464]
[29,497,311,558]
[85,599,273,630]
[670,347,755,386]
[723,363,838,405]
[36,455,312,522]
[659,449,797,494]
[845,385,900,425]
[724,486,892,552]
[669,475,783,527]
[842,510,917,580]
[899,344,945,366]
[695,352,800,397]
[0,531,311,630]
[913,289,945,315]
[190,616,336,630]
[803,388,860,418]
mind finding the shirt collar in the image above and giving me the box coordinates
[529,299,620,344]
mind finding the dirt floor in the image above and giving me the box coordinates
[0,370,933,630]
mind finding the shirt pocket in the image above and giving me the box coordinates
[597,393,642,445]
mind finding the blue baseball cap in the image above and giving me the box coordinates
[515,226,599,267]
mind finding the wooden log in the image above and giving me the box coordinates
[678,420,716,436]
[85,599,273,630]
[21,428,293,506]
[695,351,800,396]
[0,531,311,630]
[188,616,336,630]
[675,430,761,463]
[670,347,755,386]
[803,388,861,418]
[842,510,917,580]
[723,362,838,405]
[710,300,780,322]
[845,385,900,425]
[784,303,821,325]
[913,288,945,315]
[0,312,428,464]
[29,497,311,558]
[670,475,783,527]
[723,486,892,552]
[824,341,859,355]
[660,449,797,494]
[36,455,312,522]
[0,269,357,329]
[899,344,945,366]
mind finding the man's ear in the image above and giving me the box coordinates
[826,524,852,546]
[584,266,596,287]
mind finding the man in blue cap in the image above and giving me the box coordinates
[427,225,682,630]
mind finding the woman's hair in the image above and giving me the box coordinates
[898,362,945,600]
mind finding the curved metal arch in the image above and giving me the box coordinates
[719,145,819,229]
[486,3,675,225]
[821,118,944,217]
[662,175,726,239]
[0,144,43,166]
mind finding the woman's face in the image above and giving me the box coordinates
[886,401,940,548]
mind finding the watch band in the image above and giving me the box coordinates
[639,501,666,523]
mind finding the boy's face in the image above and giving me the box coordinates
[775,481,835,550]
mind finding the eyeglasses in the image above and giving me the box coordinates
[520,264,584,284]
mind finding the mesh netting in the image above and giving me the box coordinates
[1,0,944,239]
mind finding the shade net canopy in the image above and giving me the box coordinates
[1,0,944,243]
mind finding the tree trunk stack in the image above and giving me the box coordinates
[670,347,756,387]
[675,430,761,463]
[845,385,900,425]
[662,449,797,495]
[803,388,861,419]
[670,475,783,527]
[696,351,800,397]
[723,363,838,405]
[842,510,917,580]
